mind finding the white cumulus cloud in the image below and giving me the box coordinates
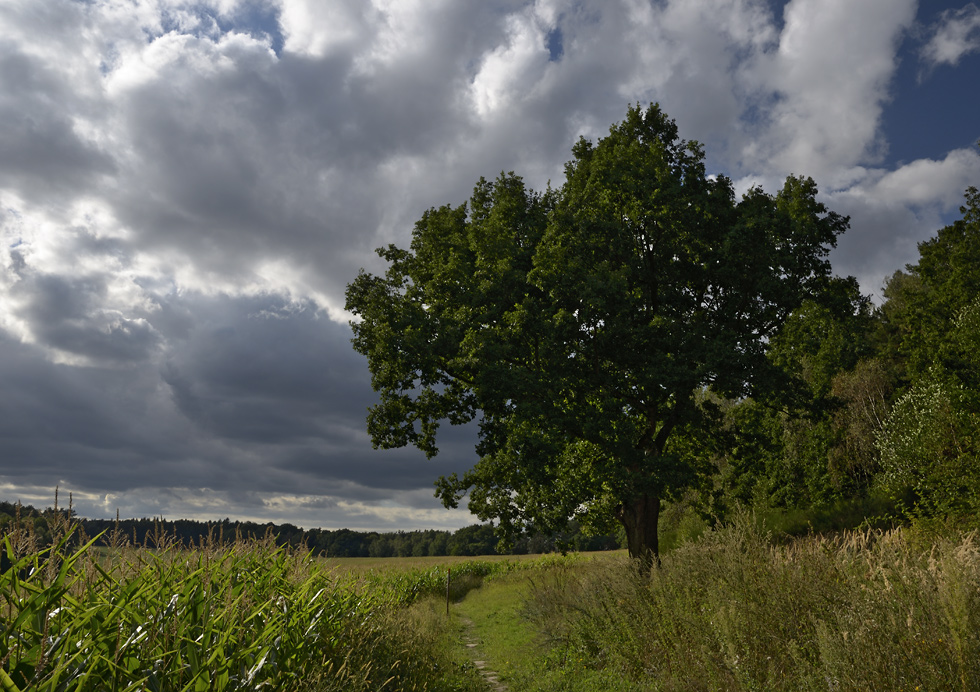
[921,3,980,67]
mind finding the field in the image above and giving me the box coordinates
[3,513,980,692]
[320,551,566,572]
[0,509,586,691]
[0,514,506,691]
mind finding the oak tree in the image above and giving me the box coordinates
[346,105,850,568]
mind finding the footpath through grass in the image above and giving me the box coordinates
[453,556,647,692]
[451,517,980,692]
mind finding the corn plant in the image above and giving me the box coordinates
[0,529,385,691]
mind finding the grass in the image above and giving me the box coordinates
[511,515,980,691]
[455,575,532,684]
[7,499,978,692]
[451,553,645,692]
[320,552,548,572]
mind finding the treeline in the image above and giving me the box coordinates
[5,190,976,550]
[0,500,621,557]
[687,185,980,531]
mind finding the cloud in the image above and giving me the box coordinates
[280,0,376,58]
[856,147,980,208]
[921,3,980,68]
[470,8,555,119]
[0,482,474,531]
[0,23,115,205]
[827,147,980,299]
[13,271,161,364]
[0,288,479,524]
[0,0,976,529]
[736,0,917,184]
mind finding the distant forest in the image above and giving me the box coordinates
[0,500,621,557]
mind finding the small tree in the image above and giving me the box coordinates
[346,105,849,570]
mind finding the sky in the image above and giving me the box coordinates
[1,0,978,532]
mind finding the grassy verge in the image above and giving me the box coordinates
[454,555,642,692]
[320,552,548,573]
[516,516,980,691]
[355,595,492,692]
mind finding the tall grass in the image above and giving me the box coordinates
[0,507,494,692]
[524,516,980,691]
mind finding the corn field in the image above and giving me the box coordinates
[0,508,511,692]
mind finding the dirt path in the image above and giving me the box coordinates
[458,614,508,692]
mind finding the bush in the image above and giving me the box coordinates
[877,369,980,517]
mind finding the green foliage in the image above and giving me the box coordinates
[1,533,355,691]
[704,278,879,515]
[874,207,980,519]
[0,529,499,692]
[447,524,498,556]
[878,186,980,381]
[346,104,850,563]
[705,178,980,529]
[827,358,893,490]
[706,399,851,518]
[768,285,875,401]
[876,367,980,517]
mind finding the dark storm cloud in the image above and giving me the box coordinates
[1,0,978,529]
[154,292,478,490]
[103,39,459,303]
[109,41,316,261]
[0,48,114,203]
[12,270,161,363]
[159,294,369,444]
[0,281,477,501]
[0,331,189,488]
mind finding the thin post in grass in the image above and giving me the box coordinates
[446,567,451,616]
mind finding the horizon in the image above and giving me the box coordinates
[1,0,979,532]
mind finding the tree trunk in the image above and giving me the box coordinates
[617,492,661,575]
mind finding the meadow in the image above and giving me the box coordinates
[3,507,980,692]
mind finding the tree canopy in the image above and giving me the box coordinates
[872,186,980,516]
[346,104,852,567]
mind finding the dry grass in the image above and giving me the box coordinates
[523,516,980,691]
